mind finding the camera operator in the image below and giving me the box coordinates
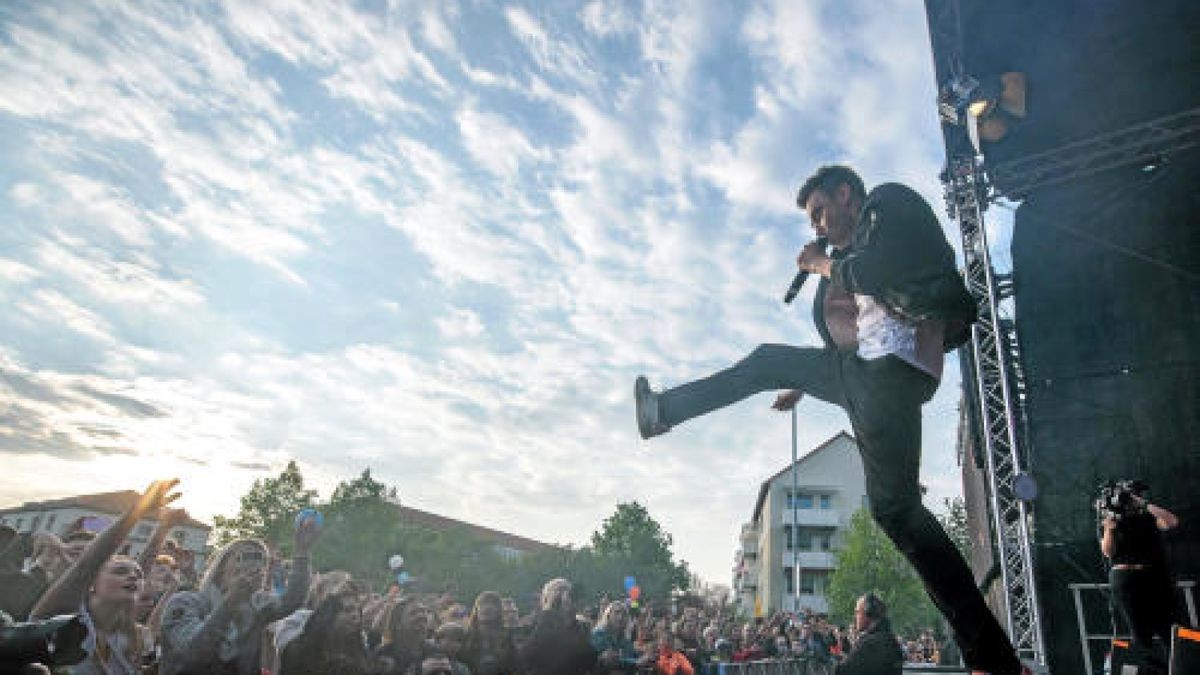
[1097,482,1183,657]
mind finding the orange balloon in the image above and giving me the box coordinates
[630,585,641,600]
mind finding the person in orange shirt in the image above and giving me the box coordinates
[655,630,694,675]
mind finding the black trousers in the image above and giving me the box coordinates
[659,345,1022,675]
[1110,565,1182,650]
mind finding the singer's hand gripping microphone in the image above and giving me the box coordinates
[783,237,828,304]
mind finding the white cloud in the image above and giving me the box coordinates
[10,182,43,206]
[579,0,636,39]
[0,0,971,584]
[455,106,543,178]
[504,6,595,86]
[435,307,486,340]
[17,290,115,344]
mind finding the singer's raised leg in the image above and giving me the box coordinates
[657,344,845,428]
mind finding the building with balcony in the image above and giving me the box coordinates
[731,431,867,617]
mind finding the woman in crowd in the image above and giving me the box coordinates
[30,480,181,675]
[375,595,434,674]
[278,576,372,675]
[158,514,320,675]
[590,601,648,674]
[462,590,518,675]
[519,577,596,674]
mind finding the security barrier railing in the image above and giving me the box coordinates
[688,659,971,675]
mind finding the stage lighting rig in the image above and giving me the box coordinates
[939,72,1027,152]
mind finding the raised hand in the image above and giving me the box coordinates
[292,511,323,556]
[136,479,181,517]
[772,389,802,411]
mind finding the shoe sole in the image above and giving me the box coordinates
[635,376,653,439]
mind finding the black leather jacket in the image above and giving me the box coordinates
[818,182,977,351]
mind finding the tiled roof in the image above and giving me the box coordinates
[396,505,556,553]
[0,490,210,531]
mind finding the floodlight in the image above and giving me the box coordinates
[940,72,1028,151]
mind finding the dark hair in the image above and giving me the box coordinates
[859,592,887,620]
[796,165,866,209]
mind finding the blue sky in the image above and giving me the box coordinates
[0,0,973,584]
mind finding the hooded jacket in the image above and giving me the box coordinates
[158,541,309,675]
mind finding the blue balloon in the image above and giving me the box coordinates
[623,575,636,591]
[295,508,324,529]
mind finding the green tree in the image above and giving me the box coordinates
[590,501,690,596]
[212,460,317,549]
[314,469,406,588]
[937,496,971,559]
[329,468,398,506]
[826,508,938,634]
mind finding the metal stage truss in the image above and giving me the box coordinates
[944,157,1046,667]
[925,0,1048,666]
[988,106,1200,200]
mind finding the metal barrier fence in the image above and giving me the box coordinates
[695,660,971,675]
[697,658,828,675]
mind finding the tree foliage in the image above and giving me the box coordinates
[589,501,691,596]
[826,508,939,635]
[213,471,692,608]
[314,469,405,588]
[937,496,970,560]
[212,460,317,550]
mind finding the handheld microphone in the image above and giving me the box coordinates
[783,237,828,304]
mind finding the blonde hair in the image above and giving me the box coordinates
[595,601,630,632]
[199,538,268,592]
[539,578,572,612]
[89,555,144,669]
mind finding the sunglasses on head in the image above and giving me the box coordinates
[109,562,143,577]
[234,548,266,564]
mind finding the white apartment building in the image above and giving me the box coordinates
[0,490,211,562]
[732,431,867,617]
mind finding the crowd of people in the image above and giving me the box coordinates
[0,480,957,674]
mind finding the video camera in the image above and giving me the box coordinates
[0,613,88,671]
[1093,479,1149,522]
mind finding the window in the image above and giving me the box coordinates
[783,525,793,550]
[799,572,816,594]
[819,494,832,509]
[45,514,56,532]
[786,491,814,509]
[783,567,794,594]
[796,528,813,550]
[172,531,187,546]
[136,523,153,538]
[31,516,41,531]
[818,533,832,551]
[15,518,23,531]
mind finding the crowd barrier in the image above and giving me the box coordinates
[698,658,830,675]
[692,660,971,675]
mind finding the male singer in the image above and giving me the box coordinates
[635,165,1027,675]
